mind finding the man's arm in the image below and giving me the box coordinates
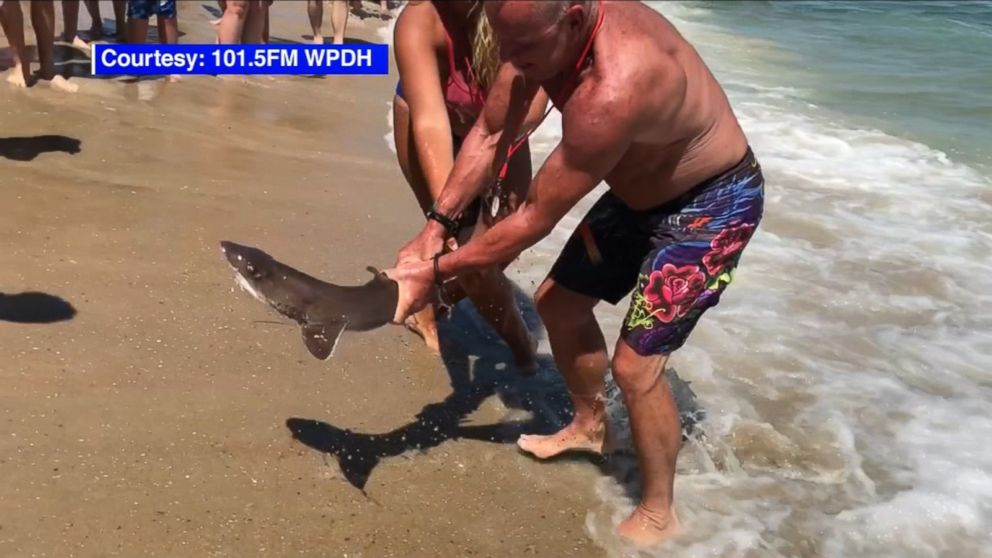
[422,63,542,237]
[436,87,643,278]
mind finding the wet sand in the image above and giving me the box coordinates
[0,3,606,556]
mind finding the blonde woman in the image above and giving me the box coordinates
[392,0,549,370]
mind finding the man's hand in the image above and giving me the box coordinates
[383,258,435,324]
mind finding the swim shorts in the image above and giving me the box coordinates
[548,147,765,356]
[127,0,177,20]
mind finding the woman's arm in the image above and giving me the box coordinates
[394,3,455,201]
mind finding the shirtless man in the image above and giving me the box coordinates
[385,0,765,546]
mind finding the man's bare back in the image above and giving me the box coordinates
[542,1,749,210]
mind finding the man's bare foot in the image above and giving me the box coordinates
[517,418,606,459]
[5,65,29,88]
[312,34,325,45]
[616,506,682,547]
[403,308,440,354]
[43,75,79,93]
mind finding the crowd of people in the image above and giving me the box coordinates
[3,0,766,549]
[0,0,392,90]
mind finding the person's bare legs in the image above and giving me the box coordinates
[240,0,265,44]
[611,340,683,546]
[306,0,323,44]
[216,0,248,43]
[262,2,269,43]
[458,258,538,371]
[81,0,103,39]
[110,0,125,39]
[60,0,79,42]
[0,0,30,86]
[157,15,178,44]
[128,16,149,44]
[31,0,76,91]
[330,0,347,44]
[518,279,609,456]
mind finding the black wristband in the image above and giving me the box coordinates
[432,252,444,286]
[426,207,460,237]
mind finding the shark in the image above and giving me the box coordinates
[219,241,398,360]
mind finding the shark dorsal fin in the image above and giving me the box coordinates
[301,321,347,360]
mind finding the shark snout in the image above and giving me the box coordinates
[219,241,251,268]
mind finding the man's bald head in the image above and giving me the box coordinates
[484,0,598,81]
[485,1,588,29]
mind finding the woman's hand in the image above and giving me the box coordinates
[396,223,446,266]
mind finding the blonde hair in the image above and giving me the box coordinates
[468,2,501,91]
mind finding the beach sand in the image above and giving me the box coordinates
[0,2,607,556]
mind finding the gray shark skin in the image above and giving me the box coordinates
[219,241,398,360]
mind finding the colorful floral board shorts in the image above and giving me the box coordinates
[548,147,765,356]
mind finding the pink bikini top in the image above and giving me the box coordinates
[437,9,487,125]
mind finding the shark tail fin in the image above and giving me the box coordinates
[301,321,348,360]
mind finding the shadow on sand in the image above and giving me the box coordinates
[0,292,77,323]
[286,285,705,496]
[0,135,81,161]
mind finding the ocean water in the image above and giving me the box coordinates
[381,2,992,556]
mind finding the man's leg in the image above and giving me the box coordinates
[518,192,644,457]
[518,279,609,457]
[611,339,683,545]
[60,0,79,42]
[155,0,178,44]
[239,0,265,44]
[111,0,125,40]
[0,0,30,86]
[31,0,79,91]
[82,0,102,39]
[262,2,269,43]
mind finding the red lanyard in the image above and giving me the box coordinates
[496,0,606,186]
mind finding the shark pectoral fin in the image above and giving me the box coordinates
[301,321,348,361]
[366,265,388,280]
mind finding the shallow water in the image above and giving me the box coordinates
[381,2,992,555]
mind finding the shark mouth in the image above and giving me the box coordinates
[231,269,268,305]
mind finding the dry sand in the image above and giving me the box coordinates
[0,2,608,556]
